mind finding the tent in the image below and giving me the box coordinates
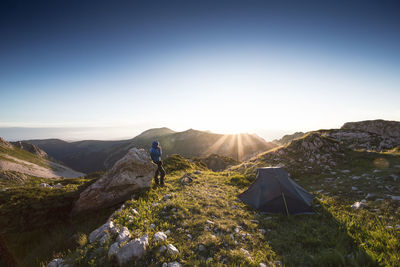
[238,167,314,215]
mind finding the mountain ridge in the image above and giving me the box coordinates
[27,128,276,173]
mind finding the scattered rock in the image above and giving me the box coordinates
[116,234,149,265]
[194,170,202,174]
[240,248,251,258]
[206,220,214,225]
[390,174,399,181]
[116,227,131,243]
[167,244,179,255]
[149,223,155,230]
[89,221,115,243]
[259,263,268,267]
[158,245,167,253]
[39,183,50,188]
[131,208,139,216]
[165,229,171,235]
[389,195,400,201]
[72,148,157,214]
[53,183,63,189]
[163,194,172,201]
[154,232,167,242]
[351,202,367,209]
[198,244,206,251]
[168,262,182,267]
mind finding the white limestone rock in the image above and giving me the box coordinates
[116,234,149,265]
[167,244,179,255]
[72,148,157,214]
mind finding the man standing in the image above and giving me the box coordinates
[149,140,166,186]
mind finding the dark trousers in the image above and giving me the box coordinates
[154,161,166,185]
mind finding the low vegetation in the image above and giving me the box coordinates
[1,133,399,266]
[56,148,399,266]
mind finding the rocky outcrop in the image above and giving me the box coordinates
[342,120,400,140]
[72,148,157,215]
[231,133,345,175]
[322,129,399,151]
[10,141,49,158]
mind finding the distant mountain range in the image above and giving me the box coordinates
[26,128,277,173]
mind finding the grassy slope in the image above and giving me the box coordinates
[1,148,399,266]
[0,146,51,169]
[62,150,399,266]
[0,173,106,267]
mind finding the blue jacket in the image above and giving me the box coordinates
[149,141,162,163]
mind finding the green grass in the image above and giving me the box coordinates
[2,149,399,266]
[60,150,399,267]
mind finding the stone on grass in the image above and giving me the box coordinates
[351,201,367,209]
[165,229,171,235]
[108,242,120,257]
[53,183,63,189]
[158,245,167,253]
[116,234,149,265]
[89,221,115,243]
[206,220,214,225]
[198,244,206,251]
[240,248,251,258]
[116,226,131,243]
[259,263,268,267]
[389,195,400,201]
[168,262,182,267]
[390,174,399,181]
[40,183,50,188]
[167,244,179,255]
[194,170,202,174]
[163,194,172,201]
[131,208,139,216]
[154,231,167,242]
[149,223,155,230]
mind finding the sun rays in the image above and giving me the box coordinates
[203,133,258,161]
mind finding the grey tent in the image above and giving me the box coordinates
[238,167,314,215]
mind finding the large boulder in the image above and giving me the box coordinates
[72,148,156,214]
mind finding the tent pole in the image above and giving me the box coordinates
[282,192,290,216]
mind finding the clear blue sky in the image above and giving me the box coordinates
[1,0,399,141]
